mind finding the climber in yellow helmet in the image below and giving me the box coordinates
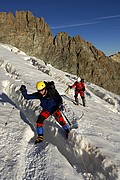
[20,81,70,144]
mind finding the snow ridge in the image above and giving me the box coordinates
[2,81,119,179]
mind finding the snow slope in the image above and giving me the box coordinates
[0,43,120,180]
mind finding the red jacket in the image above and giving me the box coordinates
[71,81,85,97]
[71,81,85,90]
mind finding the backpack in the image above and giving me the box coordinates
[45,81,62,104]
[45,81,55,89]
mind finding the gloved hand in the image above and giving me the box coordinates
[68,85,72,89]
[20,85,26,92]
[82,87,85,91]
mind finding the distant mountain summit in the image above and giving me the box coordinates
[0,11,120,95]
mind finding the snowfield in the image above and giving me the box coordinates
[0,43,120,180]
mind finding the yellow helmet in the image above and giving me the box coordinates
[36,81,46,91]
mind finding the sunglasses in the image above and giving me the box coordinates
[38,88,46,92]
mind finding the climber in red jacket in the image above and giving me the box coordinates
[69,77,86,106]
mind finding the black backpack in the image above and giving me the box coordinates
[45,81,62,104]
[46,81,55,89]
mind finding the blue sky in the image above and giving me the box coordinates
[0,0,120,56]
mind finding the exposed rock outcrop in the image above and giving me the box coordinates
[0,11,120,95]
[110,52,120,63]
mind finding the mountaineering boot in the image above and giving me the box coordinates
[63,125,70,138]
[82,97,86,107]
[75,98,79,105]
[35,135,43,144]
[64,128,70,139]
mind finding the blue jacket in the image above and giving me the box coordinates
[22,89,62,113]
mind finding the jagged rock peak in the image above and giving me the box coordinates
[0,11,52,35]
[0,11,120,95]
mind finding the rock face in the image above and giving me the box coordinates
[0,11,120,95]
[110,52,120,63]
[0,11,53,59]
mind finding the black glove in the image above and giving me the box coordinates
[68,85,72,89]
[20,85,26,92]
[82,87,85,91]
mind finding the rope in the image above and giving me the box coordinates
[5,107,15,126]
[79,111,84,120]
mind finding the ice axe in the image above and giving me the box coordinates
[61,109,71,126]
[65,86,70,95]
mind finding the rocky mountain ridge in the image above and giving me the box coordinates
[0,11,120,95]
